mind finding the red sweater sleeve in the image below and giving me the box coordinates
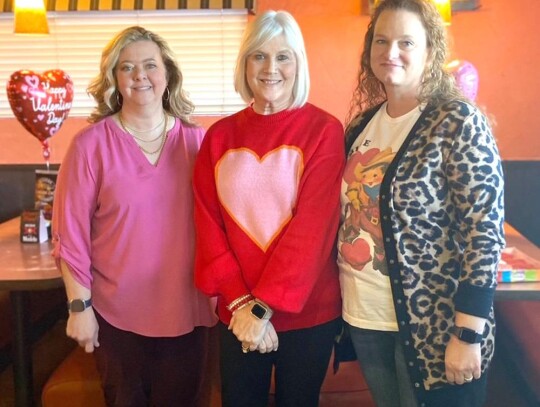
[252,119,345,312]
[193,133,249,304]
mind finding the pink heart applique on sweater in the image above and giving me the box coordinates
[216,147,303,251]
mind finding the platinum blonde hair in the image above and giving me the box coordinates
[234,10,310,109]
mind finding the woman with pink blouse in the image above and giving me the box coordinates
[52,26,217,406]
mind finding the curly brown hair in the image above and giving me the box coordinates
[347,0,464,124]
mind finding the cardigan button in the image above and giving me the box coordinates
[389,259,395,264]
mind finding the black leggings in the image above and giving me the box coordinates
[219,318,340,407]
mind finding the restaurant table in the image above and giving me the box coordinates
[495,223,540,301]
[0,217,62,407]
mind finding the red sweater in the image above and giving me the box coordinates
[193,104,344,331]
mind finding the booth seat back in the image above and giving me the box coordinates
[41,347,105,407]
[496,300,540,404]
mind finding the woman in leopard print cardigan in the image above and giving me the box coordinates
[337,1,504,406]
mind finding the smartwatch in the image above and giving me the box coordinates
[67,298,92,313]
[450,326,483,344]
[250,301,272,320]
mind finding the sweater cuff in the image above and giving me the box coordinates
[454,283,495,318]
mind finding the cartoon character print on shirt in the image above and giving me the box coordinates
[341,147,395,275]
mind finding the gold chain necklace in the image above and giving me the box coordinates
[119,114,168,155]
[118,113,165,143]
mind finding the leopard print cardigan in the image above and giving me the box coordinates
[346,100,505,400]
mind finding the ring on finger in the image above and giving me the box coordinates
[241,345,249,353]
[464,376,473,382]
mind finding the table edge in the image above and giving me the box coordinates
[0,276,64,291]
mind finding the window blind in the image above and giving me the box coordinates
[0,9,247,117]
[1,0,256,12]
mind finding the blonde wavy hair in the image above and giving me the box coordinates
[87,26,194,125]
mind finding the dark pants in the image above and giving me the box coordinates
[94,312,209,407]
[219,318,340,407]
[422,375,487,407]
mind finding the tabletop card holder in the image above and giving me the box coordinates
[20,209,48,243]
[35,169,58,236]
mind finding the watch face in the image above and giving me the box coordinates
[251,303,267,319]
[70,299,85,312]
[68,299,91,312]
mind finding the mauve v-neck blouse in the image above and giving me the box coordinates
[52,116,217,337]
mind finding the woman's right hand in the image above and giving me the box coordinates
[58,260,97,352]
[66,308,100,353]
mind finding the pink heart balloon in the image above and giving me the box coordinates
[6,69,74,142]
[447,60,479,102]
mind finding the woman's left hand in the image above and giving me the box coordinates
[444,335,482,385]
[229,304,269,349]
[256,321,279,353]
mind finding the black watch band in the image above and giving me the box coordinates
[67,298,92,312]
[450,326,483,344]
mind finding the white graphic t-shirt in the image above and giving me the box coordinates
[338,103,422,331]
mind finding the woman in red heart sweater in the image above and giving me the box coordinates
[193,10,345,407]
